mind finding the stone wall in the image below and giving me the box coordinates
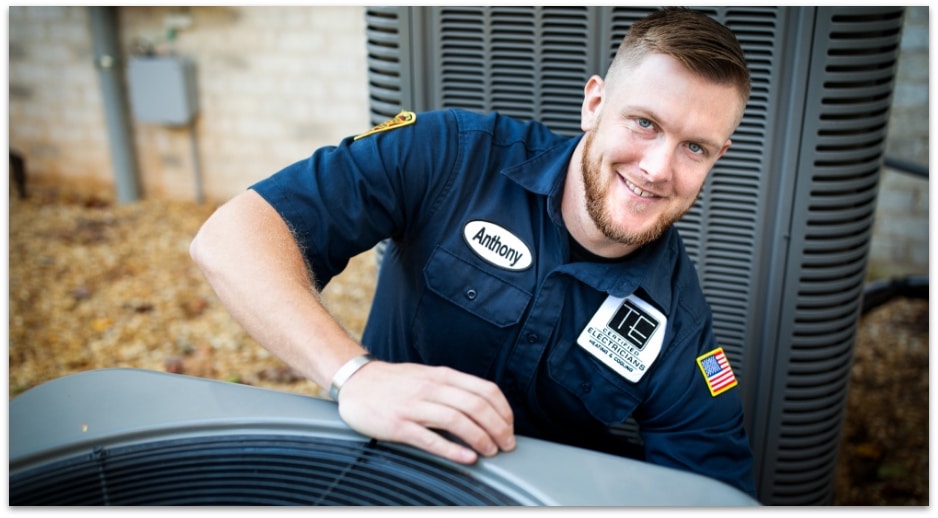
[9,7,111,191]
[9,6,369,202]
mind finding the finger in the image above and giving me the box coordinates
[345,398,486,464]
[397,421,479,465]
[429,367,515,425]
[417,382,516,454]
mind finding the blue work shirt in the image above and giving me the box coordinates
[251,108,756,498]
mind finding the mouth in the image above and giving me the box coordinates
[623,178,659,199]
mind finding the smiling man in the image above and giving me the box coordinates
[191,7,757,498]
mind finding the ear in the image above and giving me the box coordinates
[715,139,732,161]
[580,75,605,132]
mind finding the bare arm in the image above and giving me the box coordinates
[190,189,359,386]
[189,189,515,463]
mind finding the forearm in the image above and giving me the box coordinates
[189,189,365,391]
[191,190,516,465]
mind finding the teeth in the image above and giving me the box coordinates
[626,180,656,198]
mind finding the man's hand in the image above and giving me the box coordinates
[336,360,516,464]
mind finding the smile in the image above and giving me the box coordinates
[624,179,658,199]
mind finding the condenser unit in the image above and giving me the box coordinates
[9,369,758,506]
[363,6,905,505]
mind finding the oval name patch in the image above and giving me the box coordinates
[462,220,532,271]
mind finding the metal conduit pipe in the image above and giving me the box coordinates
[89,6,141,203]
[862,275,929,315]
[884,155,929,180]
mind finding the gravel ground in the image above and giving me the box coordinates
[7,188,928,506]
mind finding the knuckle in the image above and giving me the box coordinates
[465,396,490,417]
[437,406,464,429]
[412,429,442,451]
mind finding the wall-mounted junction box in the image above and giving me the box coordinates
[127,56,198,126]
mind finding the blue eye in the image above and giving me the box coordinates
[637,118,652,129]
[688,143,703,154]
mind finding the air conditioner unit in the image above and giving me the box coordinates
[363,6,905,505]
[9,369,758,506]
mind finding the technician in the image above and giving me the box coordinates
[191,7,757,498]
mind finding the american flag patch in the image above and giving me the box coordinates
[696,347,738,397]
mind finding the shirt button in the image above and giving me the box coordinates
[527,333,538,343]
[580,382,591,394]
[465,289,477,300]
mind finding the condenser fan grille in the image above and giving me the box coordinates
[10,434,520,506]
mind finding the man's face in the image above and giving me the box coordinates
[577,53,742,249]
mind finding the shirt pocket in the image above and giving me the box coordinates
[413,246,532,377]
[546,335,643,426]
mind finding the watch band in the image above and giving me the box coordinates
[328,354,374,401]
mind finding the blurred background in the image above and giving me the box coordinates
[7,6,927,276]
[6,6,930,506]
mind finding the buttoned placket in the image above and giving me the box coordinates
[504,269,568,397]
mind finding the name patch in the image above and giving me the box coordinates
[462,220,532,271]
[576,293,666,383]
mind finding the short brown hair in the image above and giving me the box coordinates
[607,7,751,109]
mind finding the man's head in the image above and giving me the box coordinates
[570,8,750,255]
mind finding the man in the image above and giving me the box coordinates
[191,7,756,497]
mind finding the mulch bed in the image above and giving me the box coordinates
[8,188,927,505]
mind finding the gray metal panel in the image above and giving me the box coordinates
[755,7,904,505]
[428,6,598,135]
[363,6,904,505]
[127,56,198,126]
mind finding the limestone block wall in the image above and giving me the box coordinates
[9,7,111,191]
[9,6,369,202]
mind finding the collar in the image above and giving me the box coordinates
[500,135,581,227]
[557,228,678,314]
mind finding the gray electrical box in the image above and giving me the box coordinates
[127,56,198,126]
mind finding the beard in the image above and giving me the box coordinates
[580,128,692,248]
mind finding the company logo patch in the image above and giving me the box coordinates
[462,220,532,271]
[696,347,738,397]
[576,294,666,383]
[353,110,416,140]
[608,299,658,351]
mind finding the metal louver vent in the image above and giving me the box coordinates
[761,7,905,505]
[363,6,904,505]
[435,7,593,135]
[10,435,518,505]
[364,8,408,117]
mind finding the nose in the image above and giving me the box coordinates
[638,140,673,183]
